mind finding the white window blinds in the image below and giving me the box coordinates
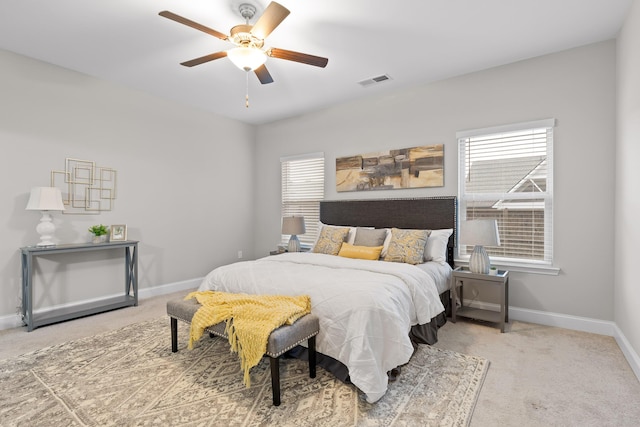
[457,119,555,265]
[281,152,324,247]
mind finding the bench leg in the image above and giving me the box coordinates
[270,356,281,406]
[171,317,178,353]
[308,336,317,378]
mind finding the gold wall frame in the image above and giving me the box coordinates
[51,158,117,214]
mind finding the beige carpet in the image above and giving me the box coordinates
[4,291,639,426]
[0,317,488,427]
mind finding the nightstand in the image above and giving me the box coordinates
[451,267,509,333]
[269,247,310,255]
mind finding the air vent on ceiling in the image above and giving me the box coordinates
[357,74,392,87]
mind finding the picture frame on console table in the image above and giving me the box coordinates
[110,224,127,241]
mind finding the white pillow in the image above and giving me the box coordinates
[346,227,357,245]
[424,228,453,264]
[380,228,392,258]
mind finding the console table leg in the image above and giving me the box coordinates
[133,246,138,306]
[21,252,34,332]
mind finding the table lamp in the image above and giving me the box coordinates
[282,216,305,252]
[460,219,500,274]
[26,187,66,247]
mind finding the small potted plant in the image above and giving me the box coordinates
[88,224,108,243]
[489,266,498,275]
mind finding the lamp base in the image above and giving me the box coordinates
[288,235,301,252]
[35,211,57,247]
[469,245,490,274]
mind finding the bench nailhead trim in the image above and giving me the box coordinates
[169,315,319,358]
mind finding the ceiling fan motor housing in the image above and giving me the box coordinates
[230,24,264,48]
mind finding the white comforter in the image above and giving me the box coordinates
[198,252,445,403]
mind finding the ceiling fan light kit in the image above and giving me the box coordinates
[227,47,267,71]
[159,1,328,106]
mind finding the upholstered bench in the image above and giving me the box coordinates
[166,297,319,406]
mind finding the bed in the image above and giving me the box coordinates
[198,197,457,403]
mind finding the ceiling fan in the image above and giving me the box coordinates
[159,1,328,85]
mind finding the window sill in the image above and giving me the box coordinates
[454,259,560,276]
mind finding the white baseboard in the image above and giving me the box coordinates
[509,306,617,336]
[461,299,616,335]
[0,315,22,330]
[461,299,639,383]
[137,277,200,299]
[612,324,640,381]
[0,278,202,331]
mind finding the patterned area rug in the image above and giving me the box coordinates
[0,318,489,426]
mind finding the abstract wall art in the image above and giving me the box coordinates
[336,144,444,192]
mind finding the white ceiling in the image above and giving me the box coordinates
[0,0,632,125]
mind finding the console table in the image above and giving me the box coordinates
[20,241,138,331]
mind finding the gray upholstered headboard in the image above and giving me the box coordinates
[319,197,457,267]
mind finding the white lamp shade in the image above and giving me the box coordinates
[227,47,267,71]
[282,216,306,236]
[26,187,65,246]
[460,220,500,247]
[461,219,500,274]
[26,187,65,211]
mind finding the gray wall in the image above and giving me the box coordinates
[0,50,255,322]
[0,35,627,354]
[255,41,617,321]
[616,1,640,365]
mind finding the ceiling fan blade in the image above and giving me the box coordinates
[181,51,228,67]
[159,11,228,41]
[268,48,328,68]
[251,2,290,40]
[254,64,274,84]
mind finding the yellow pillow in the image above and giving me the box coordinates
[338,242,384,260]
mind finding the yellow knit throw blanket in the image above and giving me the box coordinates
[184,290,311,387]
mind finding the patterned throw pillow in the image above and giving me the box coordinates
[312,226,351,255]
[338,242,384,260]
[383,228,431,265]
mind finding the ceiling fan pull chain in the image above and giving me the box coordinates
[245,70,250,108]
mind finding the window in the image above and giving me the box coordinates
[457,119,555,268]
[281,152,324,247]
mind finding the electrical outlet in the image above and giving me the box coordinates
[237,250,243,259]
